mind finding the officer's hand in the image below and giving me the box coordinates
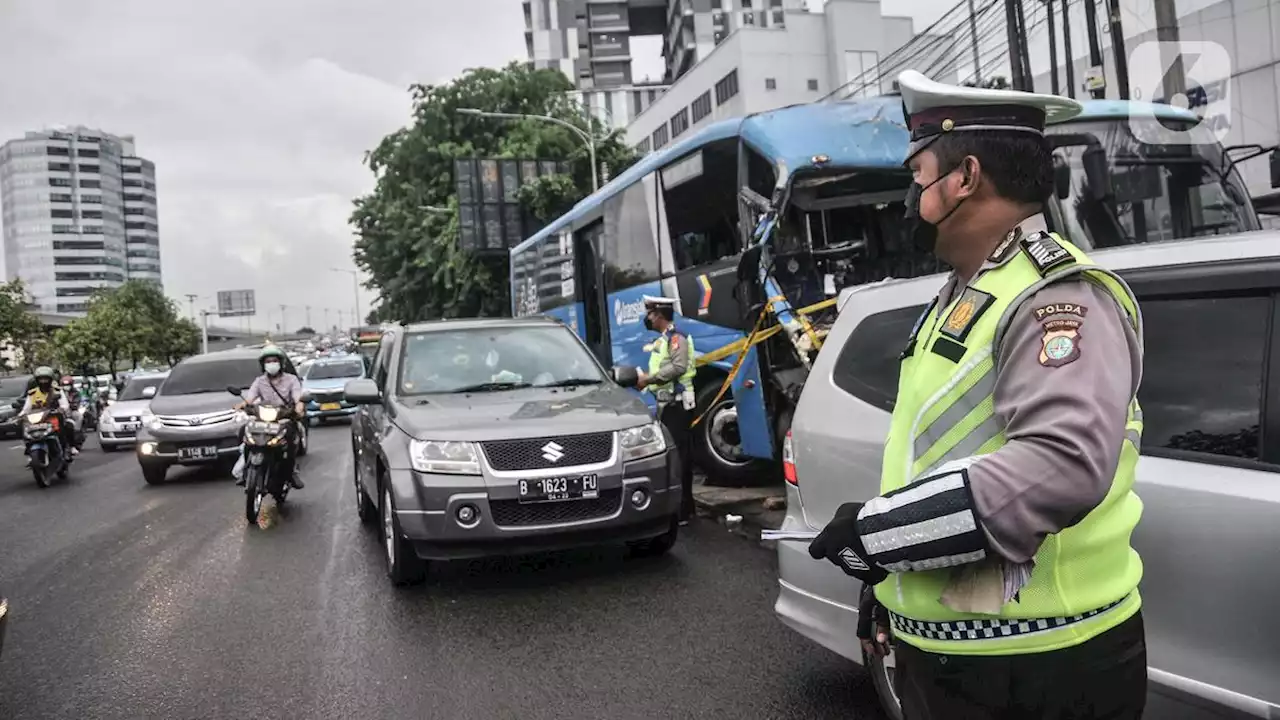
[856,585,892,657]
[808,502,888,585]
[635,370,649,390]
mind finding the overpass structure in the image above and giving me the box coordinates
[34,313,311,354]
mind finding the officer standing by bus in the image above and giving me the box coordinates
[635,296,697,525]
[806,71,1148,718]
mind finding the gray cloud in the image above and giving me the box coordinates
[0,0,527,333]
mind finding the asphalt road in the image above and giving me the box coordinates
[0,424,886,720]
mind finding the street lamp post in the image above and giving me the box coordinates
[457,108,599,192]
[330,268,361,327]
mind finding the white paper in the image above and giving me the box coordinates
[823,274,837,296]
[760,529,821,542]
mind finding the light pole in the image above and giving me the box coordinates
[457,108,599,192]
[330,268,361,326]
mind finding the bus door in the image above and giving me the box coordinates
[573,221,612,366]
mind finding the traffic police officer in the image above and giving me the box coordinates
[807,70,1148,718]
[635,296,697,524]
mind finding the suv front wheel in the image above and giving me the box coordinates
[381,486,426,586]
[141,462,167,485]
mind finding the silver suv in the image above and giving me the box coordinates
[774,233,1280,719]
[135,348,309,484]
[345,317,681,586]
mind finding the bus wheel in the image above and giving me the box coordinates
[694,384,772,488]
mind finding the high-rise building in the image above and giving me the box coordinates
[0,126,162,315]
[524,0,808,90]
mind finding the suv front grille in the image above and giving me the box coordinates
[310,390,344,404]
[481,432,613,471]
[489,489,622,527]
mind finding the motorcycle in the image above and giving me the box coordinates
[22,407,71,488]
[229,386,299,525]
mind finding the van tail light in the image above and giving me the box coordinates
[782,429,797,486]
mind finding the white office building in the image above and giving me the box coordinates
[0,126,162,315]
[624,0,957,153]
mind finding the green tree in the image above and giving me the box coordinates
[53,320,105,377]
[156,317,201,367]
[351,62,638,322]
[0,280,48,371]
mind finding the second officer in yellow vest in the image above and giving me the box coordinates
[635,296,697,524]
[807,71,1148,718]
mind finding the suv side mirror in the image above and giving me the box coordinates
[1082,147,1112,201]
[344,378,381,404]
[612,366,639,388]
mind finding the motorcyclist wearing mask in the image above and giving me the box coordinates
[233,346,305,489]
[20,366,79,464]
[805,71,1147,719]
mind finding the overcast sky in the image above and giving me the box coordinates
[0,0,1176,334]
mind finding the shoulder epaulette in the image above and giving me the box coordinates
[1019,231,1074,276]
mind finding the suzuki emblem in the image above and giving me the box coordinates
[541,441,565,463]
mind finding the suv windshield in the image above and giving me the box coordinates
[119,376,165,401]
[306,359,364,381]
[161,358,263,396]
[1048,118,1258,249]
[398,325,605,395]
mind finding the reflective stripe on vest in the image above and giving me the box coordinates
[878,233,1145,656]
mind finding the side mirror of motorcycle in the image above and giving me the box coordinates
[142,386,157,398]
[226,385,243,397]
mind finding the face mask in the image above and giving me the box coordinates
[264,362,281,376]
[903,165,967,253]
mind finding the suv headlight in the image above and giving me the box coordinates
[408,439,481,475]
[619,422,666,462]
[141,410,162,431]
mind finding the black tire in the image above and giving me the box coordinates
[692,382,774,488]
[628,517,679,557]
[353,457,377,525]
[380,484,426,586]
[317,416,328,426]
[32,467,50,489]
[56,465,68,480]
[101,442,117,453]
[865,647,904,720]
[141,463,167,485]
[245,467,265,524]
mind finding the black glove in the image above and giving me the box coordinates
[856,584,892,657]
[807,502,888,585]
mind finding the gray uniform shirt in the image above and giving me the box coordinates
[649,329,691,386]
[935,215,1143,564]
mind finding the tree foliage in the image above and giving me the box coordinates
[351,62,639,322]
[0,280,51,372]
[53,281,200,377]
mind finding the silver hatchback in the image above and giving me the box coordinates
[775,233,1280,719]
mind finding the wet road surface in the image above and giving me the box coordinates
[0,424,885,720]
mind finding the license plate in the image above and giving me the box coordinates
[178,445,218,461]
[118,422,140,431]
[320,402,341,411]
[518,474,599,503]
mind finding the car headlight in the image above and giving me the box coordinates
[141,411,162,431]
[620,422,666,462]
[408,439,480,475]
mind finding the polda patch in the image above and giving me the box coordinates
[1039,318,1082,367]
[1032,303,1089,321]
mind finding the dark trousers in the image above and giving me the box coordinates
[658,402,694,519]
[895,610,1147,720]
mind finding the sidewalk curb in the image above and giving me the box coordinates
[692,483,786,548]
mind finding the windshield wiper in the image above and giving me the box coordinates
[536,378,604,388]
[450,381,532,393]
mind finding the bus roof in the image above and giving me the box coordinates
[510,96,1199,256]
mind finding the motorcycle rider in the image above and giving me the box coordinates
[19,367,78,465]
[233,346,305,489]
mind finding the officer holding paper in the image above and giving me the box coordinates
[806,71,1148,718]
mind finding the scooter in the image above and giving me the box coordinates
[22,408,71,488]
[229,386,299,525]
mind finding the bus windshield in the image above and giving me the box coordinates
[1048,117,1258,249]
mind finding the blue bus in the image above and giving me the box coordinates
[510,92,1270,486]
